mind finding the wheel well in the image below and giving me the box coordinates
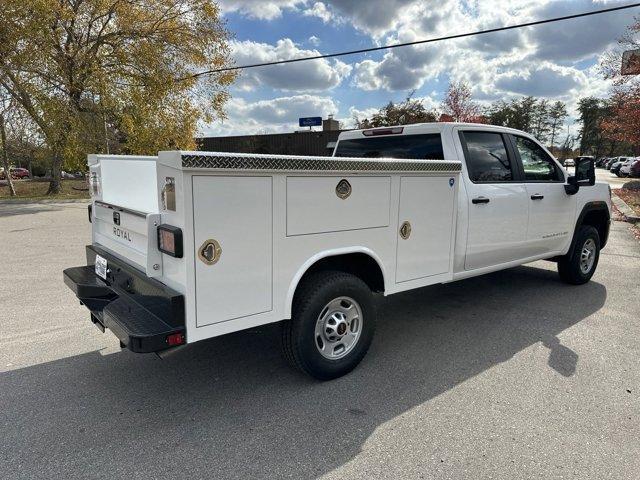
[581,208,610,248]
[298,253,385,294]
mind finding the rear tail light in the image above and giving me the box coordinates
[166,333,184,346]
[157,224,183,258]
[161,177,176,211]
[362,127,403,136]
[89,171,100,196]
[88,204,92,223]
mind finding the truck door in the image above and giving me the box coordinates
[457,130,529,270]
[508,134,576,256]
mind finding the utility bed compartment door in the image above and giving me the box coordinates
[396,176,456,283]
[192,176,272,326]
[286,176,390,236]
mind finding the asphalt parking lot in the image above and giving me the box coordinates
[1,201,639,480]
[595,168,630,189]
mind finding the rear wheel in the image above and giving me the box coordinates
[558,225,600,285]
[282,271,376,380]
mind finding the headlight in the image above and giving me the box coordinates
[157,224,183,258]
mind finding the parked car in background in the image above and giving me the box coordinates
[611,160,624,176]
[596,157,608,168]
[607,157,620,170]
[0,167,30,179]
[629,158,640,178]
[620,158,636,177]
[564,158,575,167]
[11,167,30,179]
[61,170,76,179]
[612,157,633,177]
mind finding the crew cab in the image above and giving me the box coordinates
[63,123,611,380]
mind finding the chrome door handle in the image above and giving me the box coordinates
[472,197,490,204]
[530,194,544,200]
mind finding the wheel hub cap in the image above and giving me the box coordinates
[579,238,596,274]
[314,296,363,360]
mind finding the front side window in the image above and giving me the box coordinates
[462,131,512,182]
[514,136,563,182]
[334,133,444,159]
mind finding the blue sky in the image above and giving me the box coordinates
[202,0,637,137]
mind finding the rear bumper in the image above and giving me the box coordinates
[63,245,185,353]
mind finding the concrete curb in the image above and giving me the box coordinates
[0,198,89,205]
[612,194,640,224]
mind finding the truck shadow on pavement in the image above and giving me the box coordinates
[0,264,606,479]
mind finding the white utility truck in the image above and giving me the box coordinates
[64,123,611,380]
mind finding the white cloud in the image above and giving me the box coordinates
[202,94,339,136]
[218,0,304,20]
[303,2,332,22]
[495,64,586,97]
[231,39,352,92]
[322,0,417,37]
[308,35,321,46]
[217,0,625,135]
[346,0,624,100]
[526,0,635,62]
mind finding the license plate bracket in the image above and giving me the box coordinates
[95,254,107,280]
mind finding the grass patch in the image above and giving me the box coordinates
[0,179,89,200]
[616,188,640,216]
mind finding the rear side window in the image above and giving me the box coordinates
[461,131,512,182]
[514,135,563,182]
[334,134,444,159]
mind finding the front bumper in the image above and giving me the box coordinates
[63,245,185,353]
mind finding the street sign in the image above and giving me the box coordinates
[299,116,322,127]
[622,49,640,75]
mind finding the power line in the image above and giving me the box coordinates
[191,2,640,79]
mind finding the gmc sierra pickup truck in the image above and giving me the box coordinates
[64,123,611,380]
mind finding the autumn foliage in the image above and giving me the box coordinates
[0,0,236,193]
[440,81,484,123]
[599,16,640,153]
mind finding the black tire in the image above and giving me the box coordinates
[558,225,600,285]
[282,270,376,380]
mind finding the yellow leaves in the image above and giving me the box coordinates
[1,0,237,167]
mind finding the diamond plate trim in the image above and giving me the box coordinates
[181,153,461,173]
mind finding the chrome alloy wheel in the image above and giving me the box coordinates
[580,238,597,274]
[314,296,363,360]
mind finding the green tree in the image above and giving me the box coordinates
[531,99,551,143]
[355,92,438,128]
[548,101,568,149]
[577,97,609,156]
[486,97,537,132]
[486,96,562,146]
[0,0,236,194]
[0,89,16,196]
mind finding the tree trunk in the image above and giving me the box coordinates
[550,122,557,149]
[47,150,62,195]
[27,150,33,179]
[0,113,16,197]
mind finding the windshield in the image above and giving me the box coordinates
[334,133,445,159]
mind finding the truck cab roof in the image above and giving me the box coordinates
[336,122,529,142]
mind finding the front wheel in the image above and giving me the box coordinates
[282,271,376,380]
[558,225,601,285]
